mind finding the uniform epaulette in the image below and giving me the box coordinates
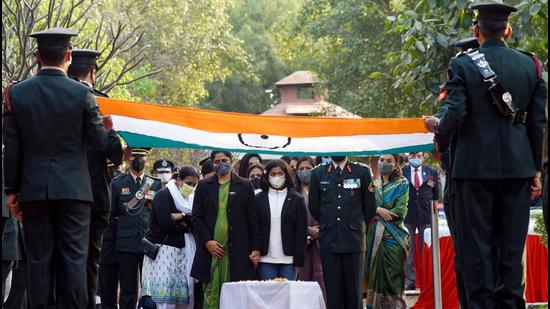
[513,48,535,57]
[314,161,329,168]
[513,49,543,80]
[93,89,109,97]
[349,161,369,169]
[454,48,477,58]
[112,172,127,181]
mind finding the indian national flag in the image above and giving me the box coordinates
[97,97,434,156]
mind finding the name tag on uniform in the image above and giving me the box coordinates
[343,178,360,189]
[121,187,131,195]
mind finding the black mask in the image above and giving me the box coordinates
[131,157,145,171]
[331,156,346,163]
[250,177,261,190]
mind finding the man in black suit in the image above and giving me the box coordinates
[402,152,439,290]
[3,28,108,308]
[191,150,261,308]
[68,49,124,309]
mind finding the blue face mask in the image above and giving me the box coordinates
[409,158,423,168]
[297,169,312,184]
[215,162,232,176]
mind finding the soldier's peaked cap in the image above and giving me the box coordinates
[29,28,77,48]
[153,160,175,172]
[71,49,101,66]
[131,147,150,156]
[471,2,518,21]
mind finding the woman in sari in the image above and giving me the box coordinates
[365,154,410,308]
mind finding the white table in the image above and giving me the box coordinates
[220,281,326,309]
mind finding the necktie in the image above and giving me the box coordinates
[414,168,420,190]
[335,166,342,174]
[136,176,141,186]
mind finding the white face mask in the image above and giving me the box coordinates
[158,172,172,184]
[269,176,286,189]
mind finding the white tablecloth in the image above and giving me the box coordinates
[220,281,326,309]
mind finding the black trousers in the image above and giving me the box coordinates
[320,252,364,309]
[443,181,467,308]
[117,252,143,309]
[2,261,29,309]
[20,200,91,309]
[98,262,119,309]
[87,209,109,309]
[454,179,530,309]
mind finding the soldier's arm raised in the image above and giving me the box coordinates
[437,58,468,137]
[83,90,108,151]
[104,129,124,166]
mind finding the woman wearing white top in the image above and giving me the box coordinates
[256,160,307,280]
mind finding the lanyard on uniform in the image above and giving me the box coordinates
[466,50,527,124]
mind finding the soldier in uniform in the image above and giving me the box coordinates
[308,156,376,309]
[424,2,547,308]
[435,36,479,308]
[68,48,125,309]
[152,159,176,187]
[3,28,109,308]
[110,148,161,309]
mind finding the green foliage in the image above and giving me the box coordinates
[292,0,548,118]
[101,0,247,106]
[534,212,548,248]
[4,0,547,115]
[200,0,305,113]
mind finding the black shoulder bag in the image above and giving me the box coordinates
[142,234,169,260]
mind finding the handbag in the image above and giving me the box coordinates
[142,233,169,260]
[141,237,161,260]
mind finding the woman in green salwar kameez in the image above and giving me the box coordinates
[365,154,410,309]
[203,181,231,309]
